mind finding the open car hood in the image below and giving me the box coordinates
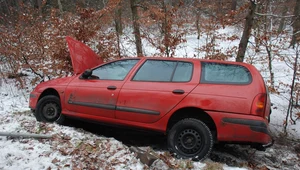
[66,36,103,74]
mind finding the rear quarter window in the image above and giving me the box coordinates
[200,62,252,84]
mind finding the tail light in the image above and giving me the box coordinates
[251,93,267,116]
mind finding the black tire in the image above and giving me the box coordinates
[35,95,65,124]
[168,118,213,161]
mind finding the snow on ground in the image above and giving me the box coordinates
[1,76,299,170]
[269,93,300,139]
[0,110,144,170]
[0,79,29,114]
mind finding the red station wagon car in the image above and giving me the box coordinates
[29,37,273,160]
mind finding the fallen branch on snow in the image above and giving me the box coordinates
[0,132,52,139]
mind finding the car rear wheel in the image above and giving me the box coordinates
[168,118,213,161]
[35,95,65,124]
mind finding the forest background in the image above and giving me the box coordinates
[0,0,300,135]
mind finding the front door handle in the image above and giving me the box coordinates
[107,86,117,90]
[172,89,185,94]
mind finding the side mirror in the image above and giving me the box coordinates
[81,69,92,79]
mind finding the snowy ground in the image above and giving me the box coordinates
[0,78,299,170]
[0,79,250,170]
[1,26,300,169]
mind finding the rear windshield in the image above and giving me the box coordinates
[200,62,252,84]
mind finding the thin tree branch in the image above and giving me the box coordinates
[293,30,300,35]
[255,12,294,18]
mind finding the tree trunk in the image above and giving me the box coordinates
[0,0,11,24]
[236,0,256,62]
[253,3,262,52]
[116,30,121,58]
[114,1,122,58]
[33,0,42,9]
[217,0,222,15]
[284,45,299,132]
[266,46,274,88]
[290,0,300,48]
[231,0,237,11]
[196,8,201,39]
[57,0,63,13]
[263,1,274,88]
[114,4,123,35]
[77,0,86,8]
[277,4,288,33]
[162,0,171,57]
[130,0,143,57]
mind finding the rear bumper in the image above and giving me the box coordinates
[216,116,273,146]
[222,117,274,149]
[222,118,271,136]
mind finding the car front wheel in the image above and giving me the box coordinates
[35,95,65,124]
[168,118,213,161]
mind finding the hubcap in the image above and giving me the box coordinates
[42,103,59,121]
[177,129,202,154]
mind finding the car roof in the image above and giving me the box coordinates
[119,57,254,68]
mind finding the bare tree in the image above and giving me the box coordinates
[161,0,172,57]
[277,0,289,33]
[231,0,237,10]
[130,0,143,57]
[236,0,256,62]
[290,0,300,48]
[114,2,123,35]
[114,0,123,58]
[284,44,299,132]
[33,0,42,9]
[263,0,274,88]
[57,0,63,13]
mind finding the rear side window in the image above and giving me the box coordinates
[201,62,252,84]
[133,60,193,82]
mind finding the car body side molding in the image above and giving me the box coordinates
[68,100,116,110]
[116,106,160,115]
[68,100,160,115]
[222,118,267,127]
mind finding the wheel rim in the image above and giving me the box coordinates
[176,128,203,155]
[42,102,60,121]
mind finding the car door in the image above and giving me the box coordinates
[116,59,199,123]
[64,59,140,118]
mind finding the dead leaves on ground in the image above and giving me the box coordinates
[7,113,140,169]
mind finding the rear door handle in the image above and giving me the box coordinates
[107,86,117,90]
[172,89,185,94]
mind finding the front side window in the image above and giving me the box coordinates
[92,59,139,80]
[133,60,193,82]
[201,62,252,84]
